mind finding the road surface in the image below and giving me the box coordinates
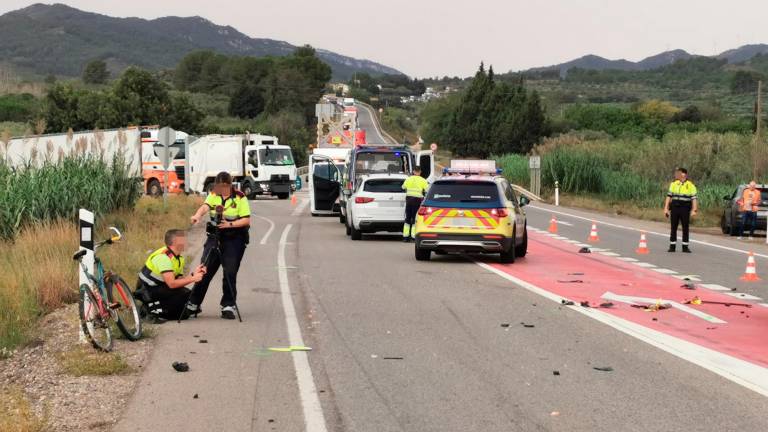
[115,193,768,432]
[356,103,393,145]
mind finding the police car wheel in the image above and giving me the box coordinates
[350,225,362,240]
[499,229,516,264]
[515,228,528,258]
[345,222,351,236]
[415,245,431,261]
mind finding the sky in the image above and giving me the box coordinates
[2,1,768,78]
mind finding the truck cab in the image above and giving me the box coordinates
[242,136,297,200]
[140,127,188,196]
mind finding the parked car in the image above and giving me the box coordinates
[720,184,768,235]
[347,174,408,240]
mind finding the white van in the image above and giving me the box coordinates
[309,148,350,216]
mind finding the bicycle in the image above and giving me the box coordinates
[72,227,142,351]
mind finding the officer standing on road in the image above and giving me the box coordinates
[663,167,698,253]
[186,172,251,320]
[401,166,429,242]
[135,229,207,323]
[737,180,761,240]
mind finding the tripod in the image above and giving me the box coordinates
[178,225,243,323]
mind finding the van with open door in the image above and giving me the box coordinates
[310,148,349,216]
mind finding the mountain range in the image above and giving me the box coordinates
[529,44,768,76]
[0,3,401,80]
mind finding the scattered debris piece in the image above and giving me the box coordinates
[652,318,658,321]
[268,419,275,423]
[568,272,585,276]
[706,327,717,330]
[383,357,404,360]
[553,371,560,376]
[684,298,752,308]
[578,247,591,254]
[551,411,560,416]
[371,354,378,359]
[593,366,613,372]
[580,301,590,308]
[199,339,208,344]
[599,302,614,308]
[561,300,575,306]
[500,323,511,328]
[193,394,199,399]
[193,335,199,338]
[681,281,696,290]
[172,362,189,372]
[521,323,535,328]
[558,280,583,284]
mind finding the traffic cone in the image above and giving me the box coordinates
[636,232,650,254]
[587,222,600,243]
[290,194,298,205]
[740,252,761,282]
[548,216,558,234]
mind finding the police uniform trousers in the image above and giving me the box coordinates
[669,203,692,245]
[404,196,423,237]
[135,280,190,320]
[190,234,247,308]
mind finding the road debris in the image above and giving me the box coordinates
[500,323,511,328]
[383,357,404,360]
[557,280,584,283]
[599,302,614,308]
[684,297,752,308]
[568,272,585,276]
[561,300,575,306]
[553,370,560,376]
[551,411,560,416]
[580,301,590,308]
[578,247,591,254]
[521,322,535,328]
[172,362,189,372]
[593,366,613,372]
[193,394,199,399]
[199,339,208,344]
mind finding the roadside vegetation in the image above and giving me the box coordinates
[0,386,47,432]
[58,346,132,376]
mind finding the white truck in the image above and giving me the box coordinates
[185,133,297,199]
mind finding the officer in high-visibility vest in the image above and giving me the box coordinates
[663,167,698,253]
[401,166,430,242]
[187,172,251,319]
[135,229,207,322]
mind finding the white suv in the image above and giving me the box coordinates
[348,174,408,240]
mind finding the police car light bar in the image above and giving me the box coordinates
[444,159,502,175]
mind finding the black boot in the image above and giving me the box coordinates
[667,245,676,253]
[682,245,691,253]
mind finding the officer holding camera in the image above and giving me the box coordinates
[184,172,251,320]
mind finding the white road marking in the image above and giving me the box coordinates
[617,257,639,262]
[553,236,569,240]
[724,292,763,301]
[576,243,592,248]
[759,303,768,308]
[529,205,768,260]
[254,216,275,245]
[652,268,679,275]
[476,261,768,398]
[558,221,574,226]
[599,251,621,257]
[291,199,310,217]
[277,225,328,432]
[700,284,733,292]
[601,292,726,324]
[566,240,582,244]
[673,274,702,282]
[590,248,609,252]
[633,262,657,268]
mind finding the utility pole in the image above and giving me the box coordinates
[754,80,763,179]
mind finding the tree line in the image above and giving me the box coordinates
[419,64,548,158]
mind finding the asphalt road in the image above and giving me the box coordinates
[356,103,392,145]
[115,193,768,432]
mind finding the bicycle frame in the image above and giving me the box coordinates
[79,258,114,321]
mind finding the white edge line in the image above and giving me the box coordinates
[529,205,768,260]
[255,216,276,245]
[278,225,328,432]
[475,261,768,398]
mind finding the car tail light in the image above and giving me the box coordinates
[417,206,435,216]
[420,233,438,238]
[483,235,503,239]
[355,197,375,204]
[490,208,509,217]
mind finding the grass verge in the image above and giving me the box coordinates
[57,346,132,377]
[0,194,202,351]
[0,386,48,432]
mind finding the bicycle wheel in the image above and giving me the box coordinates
[107,275,142,341]
[78,285,113,352]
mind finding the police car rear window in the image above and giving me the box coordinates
[424,182,501,207]
[364,179,404,193]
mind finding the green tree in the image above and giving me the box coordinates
[730,70,764,95]
[42,83,83,132]
[229,84,265,119]
[164,93,205,132]
[113,67,171,125]
[266,110,311,166]
[82,60,110,85]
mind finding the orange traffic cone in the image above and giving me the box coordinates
[587,222,600,243]
[290,194,298,205]
[740,252,761,282]
[636,232,650,254]
[548,216,558,234]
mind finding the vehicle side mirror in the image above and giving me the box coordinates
[519,196,530,207]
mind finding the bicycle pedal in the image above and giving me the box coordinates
[109,302,121,310]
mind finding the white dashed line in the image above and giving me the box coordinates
[652,268,679,275]
[617,257,639,262]
[599,252,621,257]
[700,284,733,292]
[633,262,657,268]
[724,292,763,301]
[673,275,702,282]
[558,221,574,226]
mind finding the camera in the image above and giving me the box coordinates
[206,205,225,236]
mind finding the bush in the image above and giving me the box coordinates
[0,94,38,123]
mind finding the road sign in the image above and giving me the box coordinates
[153,145,179,170]
[156,126,177,170]
[430,143,438,151]
[529,156,541,169]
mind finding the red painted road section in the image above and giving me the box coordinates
[490,232,768,368]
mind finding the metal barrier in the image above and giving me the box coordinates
[297,166,309,177]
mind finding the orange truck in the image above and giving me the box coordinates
[140,126,189,195]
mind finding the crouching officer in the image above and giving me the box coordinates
[135,229,207,322]
[663,167,698,253]
[185,172,251,320]
[401,166,430,242]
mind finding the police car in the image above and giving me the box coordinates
[413,160,529,262]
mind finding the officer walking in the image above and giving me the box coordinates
[663,167,698,253]
[401,166,429,242]
[186,172,251,320]
[135,229,207,322]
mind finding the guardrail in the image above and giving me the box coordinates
[297,166,309,177]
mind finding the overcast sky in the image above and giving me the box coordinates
[2,1,768,77]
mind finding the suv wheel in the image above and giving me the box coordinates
[415,245,431,261]
[350,224,362,240]
[515,227,528,258]
[499,228,516,264]
[721,214,730,235]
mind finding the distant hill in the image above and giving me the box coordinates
[0,3,402,80]
[528,45,768,76]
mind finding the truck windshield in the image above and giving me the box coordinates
[260,148,294,166]
[355,152,409,177]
